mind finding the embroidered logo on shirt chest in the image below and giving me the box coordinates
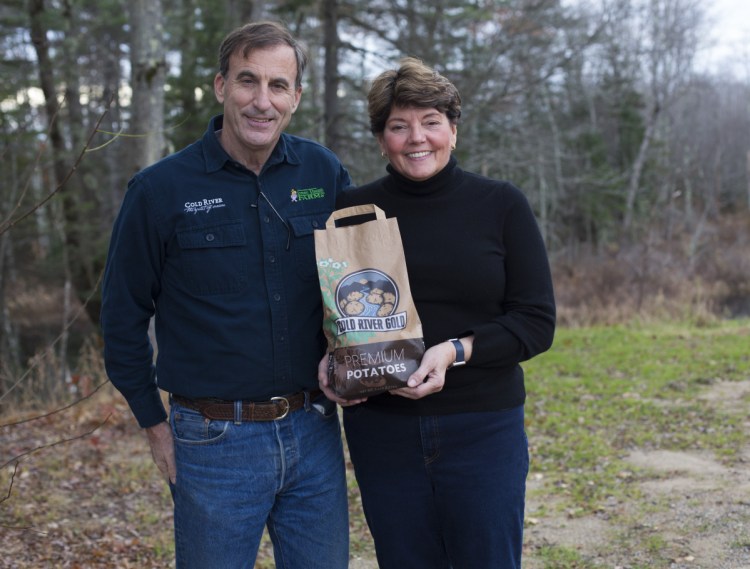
[290,187,325,202]
[184,197,227,214]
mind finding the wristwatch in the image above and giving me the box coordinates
[447,338,466,368]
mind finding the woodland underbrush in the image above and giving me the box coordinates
[552,212,750,327]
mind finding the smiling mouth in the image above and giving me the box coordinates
[406,151,431,159]
[247,116,274,125]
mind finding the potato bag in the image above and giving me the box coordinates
[314,204,425,399]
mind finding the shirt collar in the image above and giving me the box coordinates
[202,114,302,173]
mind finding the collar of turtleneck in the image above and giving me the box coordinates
[385,155,461,196]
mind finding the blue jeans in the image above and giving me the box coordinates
[343,404,528,569]
[169,394,348,569]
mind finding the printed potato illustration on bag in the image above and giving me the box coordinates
[314,204,425,399]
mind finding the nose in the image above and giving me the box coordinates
[254,84,272,111]
[408,125,426,144]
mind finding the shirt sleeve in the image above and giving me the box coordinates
[101,176,166,428]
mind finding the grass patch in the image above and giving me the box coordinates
[534,544,597,568]
[525,320,749,512]
[523,320,750,567]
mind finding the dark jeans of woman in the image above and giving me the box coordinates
[344,404,528,569]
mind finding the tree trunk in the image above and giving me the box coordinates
[623,103,659,233]
[129,0,167,172]
[29,0,104,326]
[322,0,342,155]
[225,0,260,28]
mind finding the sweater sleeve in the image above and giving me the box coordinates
[101,177,166,428]
[468,189,556,369]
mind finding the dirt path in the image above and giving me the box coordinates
[523,380,750,568]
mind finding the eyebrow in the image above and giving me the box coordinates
[235,69,291,88]
[387,111,443,123]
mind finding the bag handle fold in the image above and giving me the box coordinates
[325,204,386,228]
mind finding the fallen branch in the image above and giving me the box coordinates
[0,414,112,504]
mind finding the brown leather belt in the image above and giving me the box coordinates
[171,390,321,422]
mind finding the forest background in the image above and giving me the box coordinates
[1,0,750,566]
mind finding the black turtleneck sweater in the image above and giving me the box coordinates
[337,156,556,415]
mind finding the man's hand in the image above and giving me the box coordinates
[317,353,367,407]
[145,421,176,484]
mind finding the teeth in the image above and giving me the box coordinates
[407,151,430,158]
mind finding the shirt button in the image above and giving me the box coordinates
[279,336,285,342]
[274,293,281,301]
[269,255,276,263]
[312,220,319,228]
[205,233,215,242]
[264,216,271,223]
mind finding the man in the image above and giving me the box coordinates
[101,21,350,568]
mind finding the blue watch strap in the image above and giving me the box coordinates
[448,338,465,368]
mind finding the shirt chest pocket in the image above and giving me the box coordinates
[288,213,328,281]
[177,221,248,295]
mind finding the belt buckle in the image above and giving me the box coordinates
[270,396,290,420]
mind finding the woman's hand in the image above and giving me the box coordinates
[317,353,368,407]
[392,342,452,400]
[393,336,473,400]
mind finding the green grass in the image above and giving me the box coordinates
[535,544,597,568]
[524,319,750,567]
[525,320,749,511]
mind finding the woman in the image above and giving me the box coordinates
[319,58,556,568]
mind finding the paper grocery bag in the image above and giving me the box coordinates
[315,204,425,399]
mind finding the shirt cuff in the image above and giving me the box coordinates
[128,390,168,429]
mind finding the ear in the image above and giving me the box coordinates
[291,86,302,113]
[214,73,226,104]
[451,123,457,148]
[376,134,387,157]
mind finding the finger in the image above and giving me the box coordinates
[166,454,177,484]
[319,383,342,402]
[340,397,368,406]
[391,387,420,399]
[406,366,429,388]
[317,358,331,385]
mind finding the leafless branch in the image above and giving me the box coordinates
[0,414,112,493]
[1,462,19,503]
[0,378,110,429]
[0,463,48,535]
[0,93,114,237]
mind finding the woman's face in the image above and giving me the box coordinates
[378,106,457,182]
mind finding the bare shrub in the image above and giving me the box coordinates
[552,212,750,326]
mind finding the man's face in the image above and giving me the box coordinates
[214,45,302,163]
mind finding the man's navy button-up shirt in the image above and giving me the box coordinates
[101,115,351,428]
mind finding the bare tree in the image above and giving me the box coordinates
[129,0,167,172]
[622,0,704,232]
[322,0,343,154]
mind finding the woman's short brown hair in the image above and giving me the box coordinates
[218,21,308,90]
[367,57,462,135]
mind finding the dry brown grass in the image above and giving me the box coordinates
[552,212,750,327]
